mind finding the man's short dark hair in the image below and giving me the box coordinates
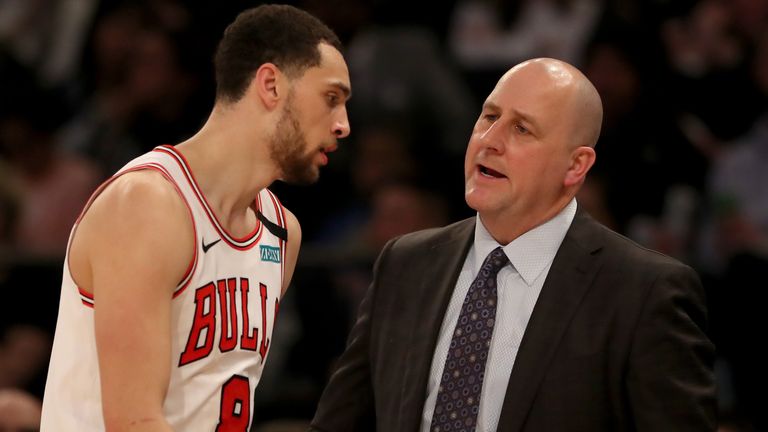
[213,4,342,104]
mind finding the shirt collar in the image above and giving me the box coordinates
[473,198,577,286]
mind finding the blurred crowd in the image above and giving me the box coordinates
[0,0,766,430]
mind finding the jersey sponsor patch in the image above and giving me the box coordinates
[260,245,280,263]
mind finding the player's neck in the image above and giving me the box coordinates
[175,110,278,222]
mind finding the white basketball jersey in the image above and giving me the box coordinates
[41,145,287,431]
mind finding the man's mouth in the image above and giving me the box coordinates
[478,164,506,179]
[318,150,329,165]
[317,144,336,165]
[322,142,338,154]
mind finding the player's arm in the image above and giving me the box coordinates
[280,208,301,296]
[72,171,194,431]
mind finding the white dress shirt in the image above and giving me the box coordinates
[420,199,577,432]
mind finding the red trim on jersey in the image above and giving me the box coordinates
[78,286,94,300]
[275,196,287,280]
[256,192,263,224]
[153,146,263,251]
[265,190,287,290]
[78,286,95,308]
[71,162,198,306]
[267,190,286,228]
[160,163,199,299]
[173,243,198,299]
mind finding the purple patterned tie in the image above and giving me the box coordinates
[430,246,509,432]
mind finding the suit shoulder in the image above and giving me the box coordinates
[594,221,693,273]
[388,218,473,254]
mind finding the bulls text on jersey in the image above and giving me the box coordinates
[179,277,278,366]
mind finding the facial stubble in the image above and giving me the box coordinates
[269,94,319,185]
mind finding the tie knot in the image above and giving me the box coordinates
[483,246,509,276]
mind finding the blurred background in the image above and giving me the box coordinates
[0,0,766,430]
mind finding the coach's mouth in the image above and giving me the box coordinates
[478,164,506,179]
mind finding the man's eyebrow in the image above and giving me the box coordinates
[510,108,539,130]
[483,101,540,130]
[329,81,351,99]
[482,101,500,111]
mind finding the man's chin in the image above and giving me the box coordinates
[281,167,320,185]
[465,189,497,213]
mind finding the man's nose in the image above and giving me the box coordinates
[333,108,350,139]
[477,122,504,154]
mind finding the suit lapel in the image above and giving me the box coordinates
[399,219,475,431]
[496,209,605,432]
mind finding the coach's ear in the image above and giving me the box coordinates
[251,63,282,110]
[564,145,596,187]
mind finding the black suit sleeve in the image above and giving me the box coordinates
[310,239,396,431]
[626,263,717,431]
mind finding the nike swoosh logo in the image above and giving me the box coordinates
[202,238,221,253]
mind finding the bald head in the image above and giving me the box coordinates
[465,59,602,241]
[501,58,603,149]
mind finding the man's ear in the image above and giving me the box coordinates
[564,146,596,187]
[250,63,282,110]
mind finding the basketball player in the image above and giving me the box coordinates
[41,5,351,431]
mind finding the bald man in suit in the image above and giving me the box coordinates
[311,58,716,432]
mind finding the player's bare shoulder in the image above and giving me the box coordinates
[70,169,195,296]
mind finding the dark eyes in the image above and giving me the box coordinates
[327,93,341,107]
[515,124,529,134]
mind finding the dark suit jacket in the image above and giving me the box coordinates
[311,209,716,431]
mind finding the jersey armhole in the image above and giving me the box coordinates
[265,189,287,291]
[68,163,198,304]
